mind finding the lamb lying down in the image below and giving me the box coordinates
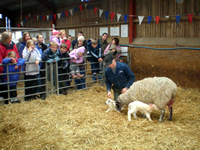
[128,101,158,121]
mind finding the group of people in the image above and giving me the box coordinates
[0,29,135,105]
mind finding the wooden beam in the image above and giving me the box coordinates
[129,0,133,43]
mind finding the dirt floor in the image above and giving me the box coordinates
[0,84,200,149]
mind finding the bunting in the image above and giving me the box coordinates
[124,15,128,23]
[94,7,97,14]
[155,16,160,24]
[138,16,144,25]
[65,11,68,17]
[105,11,109,19]
[176,15,181,24]
[187,14,193,24]
[110,12,115,21]
[46,15,49,21]
[69,9,73,16]
[117,14,121,22]
[148,16,152,24]
[79,5,83,12]
[57,13,61,19]
[99,9,103,18]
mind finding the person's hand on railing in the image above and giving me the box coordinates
[54,57,61,62]
[46,59,54,63]
[98,58,103,62]
[15,65,18,69]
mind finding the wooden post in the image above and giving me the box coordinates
[129,0,133,43]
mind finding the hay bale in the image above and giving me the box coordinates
[0,85,200,149]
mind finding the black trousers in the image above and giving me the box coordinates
[24,75,38,101]
[1,85,17,104]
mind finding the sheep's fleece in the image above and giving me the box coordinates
[117,77,177,109]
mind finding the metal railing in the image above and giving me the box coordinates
[0,51,130,104]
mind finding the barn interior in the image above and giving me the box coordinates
[0,0,200,149]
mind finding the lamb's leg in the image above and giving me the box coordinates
[105,109,110,112]
[159,109,165,122]
[128,110,133,121]
[133,112,138,119]
[168,106,173,121]
[145,113,152,121]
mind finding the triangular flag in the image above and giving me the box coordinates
[53,14,56,20]
[155,16,160,24]
[40,16,43,20]
[20,21,23,26]
[138,16,144,25]
[43,15,45,21]
[70,9,73,16]
[94,7,97,14]
[74,7,78,12]
[147,16,152,24]
[37,15,39,20]
[79,5,83,12]
[34,15,36,20]
[28,13,31,17]
[124,15,128,23]
[46,15,49,21]
[110,12,115,21]
[89,5,92,10]
[105,11,109,19]
[65,11,68,17]
[99,9,103,17]
[18,24,20,28]
[50,15,53,20]
[24,18,26,23]
[176,15,181,24]
[187,14,193,24]
[117,14,121,21]
[26,15,29,20]
[57,13,61,19]
[85,4,88,8]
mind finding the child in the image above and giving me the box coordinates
[22,39,41,101]
[87,38,102,81]
[57,43,70,95]
[49,30,61,47]
[2,51,25,104]
[69,46,85,78]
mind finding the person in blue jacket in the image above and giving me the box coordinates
[1,51,25,104]
[104,54,135,101]
[87,38,103,81]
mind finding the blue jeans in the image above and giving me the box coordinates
[90,62,101,81]
[75,68,86,89]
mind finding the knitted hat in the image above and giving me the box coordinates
[77,46,85,53]
[52,29,60,35]
[78,36,85,41]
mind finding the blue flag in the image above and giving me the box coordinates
[74,7,78,12]
[50,15,53,20]
[105,11,109,19]
[124,15,128,23]
[148,16,152,24]
[62,12,65,17]
[89,5,92,10]
[40,16,43,20]
[176,15,181,24]
[24,18,26,23]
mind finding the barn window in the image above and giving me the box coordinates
[0,14,3,19]
[5,17,11,30]
[81,0,90,2]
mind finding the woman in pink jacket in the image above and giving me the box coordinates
[69,46,85,78]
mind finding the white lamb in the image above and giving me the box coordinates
[128,101,158,121]
[116,77,177,122]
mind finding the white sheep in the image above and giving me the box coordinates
[116,77,177,122]
[128,101,158,121]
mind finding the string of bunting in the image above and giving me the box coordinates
[18,3,200,27]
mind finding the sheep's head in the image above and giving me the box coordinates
[149,104,159,110]
[105,99,116,111]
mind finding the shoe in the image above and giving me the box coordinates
[10,98,21,103]
[77,73,84,78]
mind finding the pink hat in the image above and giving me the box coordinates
[77,46,85,53]
[52,29,60,35]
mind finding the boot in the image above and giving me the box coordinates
[71,73,77,79]
[77,73,84,78]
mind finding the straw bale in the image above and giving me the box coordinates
[0,85,200,149]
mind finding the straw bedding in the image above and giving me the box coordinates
[0,85,200,149]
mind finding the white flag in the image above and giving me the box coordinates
[99,9,103,18]
[70,9,73,16]
[37,15,39,20]
[46,15,49,21]
[28,13,31,17]
[85,3,88,8]
[138,16,144,25]
[117,14,121,22]
[57,13,61,19]
[20,21,23,26]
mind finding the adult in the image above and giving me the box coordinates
[104,54,135,101]
[18,32,31,58]
[99,33,108,55]
[71,31,87,49]
[73,36,87,89]
[36,34,47,52]
[0,31,20,98]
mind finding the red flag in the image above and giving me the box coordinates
[79,5,83,12]
[53,14,56,20]
[156,16,160,24]
[43,15,45,21]
[26,15,29,20]
[187,14,193,24]
[65,11,68,17]
[34,15,36,20]
[94,7,97,14]
[17,24,20,28]
[111,12,115,21]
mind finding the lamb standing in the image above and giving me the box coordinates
[128,101,158,121]
[116,77,177,122]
